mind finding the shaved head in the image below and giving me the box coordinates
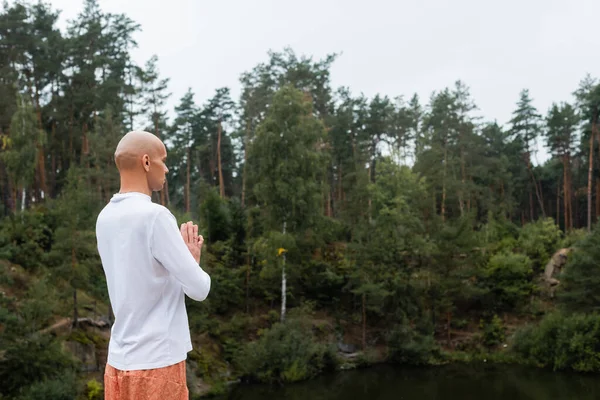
[115,130,164,171]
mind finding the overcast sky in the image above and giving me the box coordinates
[45,0,600,160]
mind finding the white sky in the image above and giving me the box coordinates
[40,0,600,161]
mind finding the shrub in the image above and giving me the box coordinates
[386,322,440,365]
[0,335,77,397]
[236,319,337,384]
[480,314,505,348]
[17,372,78,400]
[517,218,561,271]
[479,252,533,313]
[512,312,600,372]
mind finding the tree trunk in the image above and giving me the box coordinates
[50,122,56,199]
[338,164,343,207]
[557,176,561,227]
[217,120,225,198]
[186,146,191,213]
[69,106,74,162]
[587,122,595,231]
[596,178,600,224]
[280,221,287,323]
[245,252,251,314]
[567,157,573,230]
[459,147,466,217]
[526,154,545,218]
[563,155,569,231]
[529,188,534,222]
[362,292,367,350]
[34,87,47,199]
[81,123,89,169]
[72,246,78,329]
[241,121,251,207]
[441,146,447,222]
[447,311,452,347]
[11,184,17,213]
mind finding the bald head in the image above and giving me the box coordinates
[115,131,164,171]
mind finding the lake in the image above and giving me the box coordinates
[216,363,600,400]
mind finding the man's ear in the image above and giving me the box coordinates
[142,154,150,171]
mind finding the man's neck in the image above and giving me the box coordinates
[119,178,151,197]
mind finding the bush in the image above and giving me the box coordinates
[560,228,587,249]
[236,319,337,384]
[559,224,600,313]
[17,372,78,400]
[0,335,77,397]
[479,314,505,348]
[517,218,561,270]
[86,379,103,400]
[0,208,54,270]
[479,252,533,313]
[386,322,440,365]
[512,312,600,372]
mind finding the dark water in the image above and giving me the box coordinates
[217,364,600,400]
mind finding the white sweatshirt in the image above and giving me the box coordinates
[96,192,211,370]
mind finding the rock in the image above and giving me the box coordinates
[337,342,358,354]
[542,248,572,298]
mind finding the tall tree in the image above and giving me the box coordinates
[248,85,328,319]
[138,55,171,204]
[171,89,197,213]
[509,89,545,220]
[197,88,236,198]
[1,95,43,211]
[238,48,336,207]
[574,76,600,231]
[545,102,578,230]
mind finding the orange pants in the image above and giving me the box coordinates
[104,361,188,400]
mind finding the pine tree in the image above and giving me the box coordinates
[138,55,171,204]
[545,103,578,230]
[509,89,545,219]
[574,76,600,231]
[171,89,197,213]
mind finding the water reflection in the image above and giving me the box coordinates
[218,363,600,400]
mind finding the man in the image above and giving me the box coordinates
[96,130,211,399]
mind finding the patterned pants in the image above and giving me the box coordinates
[104,361,189,400]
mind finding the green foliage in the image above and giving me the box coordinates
[512,312,600,372]
[85,379,103,400]
[236,319,337,384]
[0,207,54,270]
[517,218,562,270]
[3,0,600,390]
[386,321,440,365]
[248,84,328,233]
[479,252,533,312]
[559,224,600,313]
[199,187,232,243]
[19,276,58,333]
[17,372,78,400]
[0,335,77,397]
[560,228,587,249]
[1,95,43,194]
[479,314,505,348]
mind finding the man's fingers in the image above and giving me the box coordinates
[198,235,204,246]
[192,224,198,242]
[186,221,194,243]
[181,223,189,242]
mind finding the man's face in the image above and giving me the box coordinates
[147,143,169,192]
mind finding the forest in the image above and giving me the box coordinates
[2,1,600,399]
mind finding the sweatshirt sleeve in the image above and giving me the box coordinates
[150,208,211,301]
